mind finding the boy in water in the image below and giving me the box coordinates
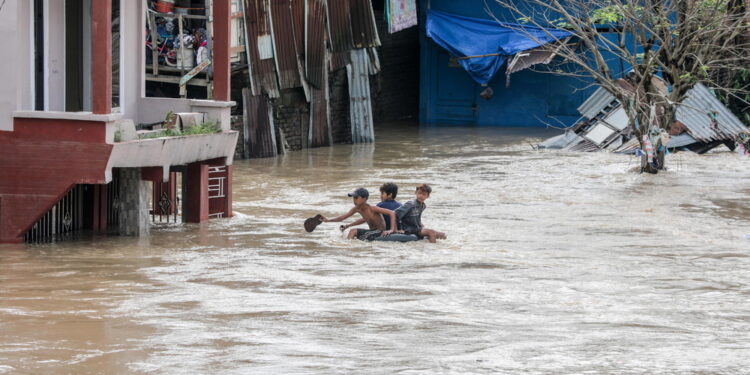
[321,188,397,241]
[395,184,446,243]
[340,183,401,232]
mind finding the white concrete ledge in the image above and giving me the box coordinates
[189,99,237,108]
[106,131,239,182]
[13,110,123,122]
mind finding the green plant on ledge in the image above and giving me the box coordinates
[183,121,220,135]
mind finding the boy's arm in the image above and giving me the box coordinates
[371,206,397,235]
[342,217,367,230]
[321,208,357,223]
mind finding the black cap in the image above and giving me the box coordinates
[347,187,369,199]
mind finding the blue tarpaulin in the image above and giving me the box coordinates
[426,10,572,84]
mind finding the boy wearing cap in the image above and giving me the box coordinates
[320,188,397,241]
[341,183,402,232]
[395,184,446,243]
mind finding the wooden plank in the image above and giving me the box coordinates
[179,60,212,87]
[148,12,159,76]
[146,74,209,86]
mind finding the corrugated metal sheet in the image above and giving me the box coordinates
[269,0,302,89]
[348,48,375,143]
[244,0,280,97]
[309,66,332,148]
[305,0,327,89]
[327,0,354,53]
[242,88,278,158]
[578,87,616,120]
[350,0,381,48]
[330,51,351,71]
[676,83,748,143]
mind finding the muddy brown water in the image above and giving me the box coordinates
[2,124,750,374]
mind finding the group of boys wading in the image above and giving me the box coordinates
[304,184,447,243]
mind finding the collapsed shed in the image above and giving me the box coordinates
[539,82,749,154]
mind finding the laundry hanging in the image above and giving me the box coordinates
[426,10,572,84]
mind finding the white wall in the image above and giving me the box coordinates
[46,0,66,111]
[0,0,21,131]
[120,0,140,119]
[18,1,34,112]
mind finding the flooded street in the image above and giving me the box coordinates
[2,124,750,374]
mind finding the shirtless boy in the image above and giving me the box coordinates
[321,188,397,241]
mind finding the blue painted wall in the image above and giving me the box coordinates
[418,0,628,127]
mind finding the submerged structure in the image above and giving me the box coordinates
[539,82,749,154]
[0,0,238,243]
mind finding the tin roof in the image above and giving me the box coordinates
[305,0,327,89]
[350,0,381,48]
[270,0,302,89]
[577,87,616,120]
[327,0,354,53]
[348,49,375,143]
[676,83,748,143]
[245,0,280,97]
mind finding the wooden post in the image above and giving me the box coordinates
[92,0,113,114]
[213,0,231,101]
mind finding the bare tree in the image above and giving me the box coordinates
[494,0,750,173]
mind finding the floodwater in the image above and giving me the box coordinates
[2,124,750,374]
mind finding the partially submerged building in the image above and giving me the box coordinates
[235,0,420,157]
[0,0,238,243]
[417,0,628,127]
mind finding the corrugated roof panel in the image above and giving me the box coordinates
[309,65,331,147]
[330,51,351,71]
[676,83,748,143]
[327,0,354,53]
[348,49,375,143]
[305,0,327,89]
[242,89,278,158]
[578,87,615,120]
[244,0,280,97]
[270,0,302,89]
[350,0,381,48]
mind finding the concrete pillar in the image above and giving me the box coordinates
[92,0,112,114]
[213,0,231,101]
[118,168,150,236]
[185,162,209,223]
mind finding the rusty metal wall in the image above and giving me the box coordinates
[243,88,279,157]
[270,0,302,89]
[305,0,327,90]
[244,0,281,97]
[347,48,375,143]
[350,0,381,48]
[309,65,332,148]
[327,0,353,53]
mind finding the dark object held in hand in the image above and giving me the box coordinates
[304,214,323,232]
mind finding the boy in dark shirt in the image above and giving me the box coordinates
[395,184,446,243]
[341,183,401,232]
[321,188,396,241]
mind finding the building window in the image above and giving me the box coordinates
[145,0,212,99]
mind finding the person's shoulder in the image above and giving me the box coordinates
[378,200,402,210]
[401,200,417,208]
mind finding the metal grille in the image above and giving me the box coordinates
[208,167,227,218]
[24,185,85,244]
[152,172,180,223]
[107,169,120,229]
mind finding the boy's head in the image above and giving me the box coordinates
[348,188,369,205]
[415,184,432,202]
[379,183,398,201]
